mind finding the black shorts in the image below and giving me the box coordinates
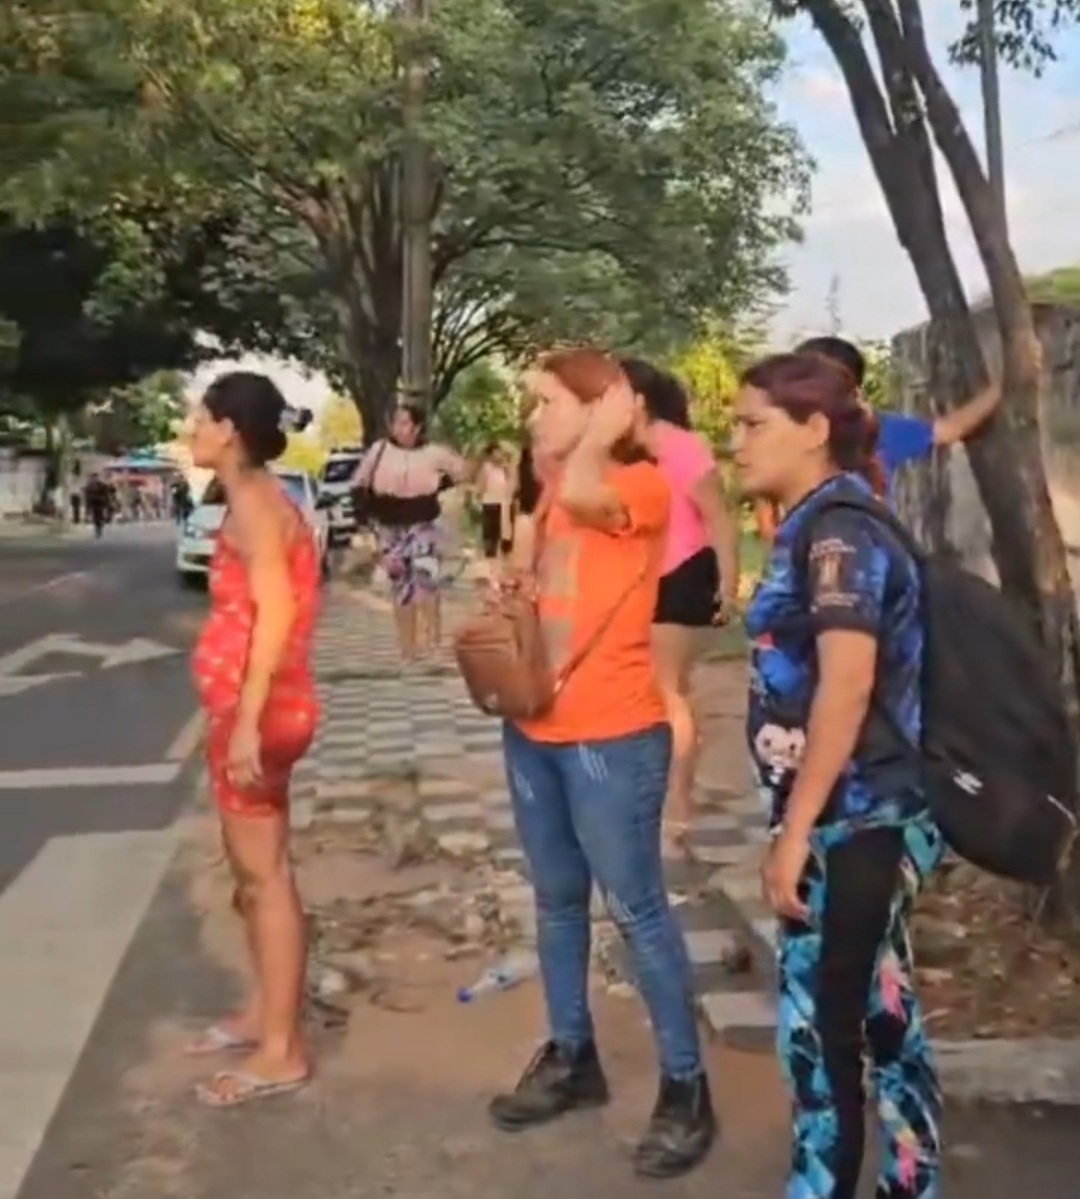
[480,503,512,558]
[653,547,720,627]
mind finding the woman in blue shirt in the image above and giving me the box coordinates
[753,335,1001,540]
[733,351,943,1199]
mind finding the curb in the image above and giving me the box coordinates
[706,808,1080,1102]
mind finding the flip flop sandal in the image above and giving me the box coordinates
[184,1024,258,1058]
[195,1069,310,1108]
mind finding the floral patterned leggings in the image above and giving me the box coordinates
[777,817,944,1199]
[374,520,441,606]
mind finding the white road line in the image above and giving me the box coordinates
[0,828,177,1199]
[165,710,204,763]
[0,763,181,790]
[0,571,93,608]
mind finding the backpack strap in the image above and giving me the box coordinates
[789,490,924,568]
[789,488,926,764]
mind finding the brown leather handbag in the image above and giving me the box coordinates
[453,506,646,720]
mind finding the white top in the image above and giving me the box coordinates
[477,462,511,506]
[354,440,464,498]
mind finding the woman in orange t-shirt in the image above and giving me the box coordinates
[486,349,714,1181]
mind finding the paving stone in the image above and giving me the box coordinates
[289,798,316,831]
[707,868,761,903]
[698,990,777,1033]
[683,928,741,966]
[306,589,776,1027]
[693,842,760,868]
[423,801,485,823]
[750,917,778,951]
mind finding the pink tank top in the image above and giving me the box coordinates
[651,422,716,575]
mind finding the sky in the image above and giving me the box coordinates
[771,2,1080,345]
[187,3,1080,409]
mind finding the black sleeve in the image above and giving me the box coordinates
[804,510,889,635]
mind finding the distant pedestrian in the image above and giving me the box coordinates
[351,404,466,663]
[475,442,513,561]
[84,475,110,538]
[185,371,318,1108]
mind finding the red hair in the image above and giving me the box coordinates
[533,347,648,464]
[536,347,623,402]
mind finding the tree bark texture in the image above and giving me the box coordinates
[804,0,1080,701]
[802,0,1080,906]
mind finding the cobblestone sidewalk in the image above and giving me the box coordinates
[295,584,779,1039]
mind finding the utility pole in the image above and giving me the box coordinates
[976,0,1007,232]
[825,273,842,335]
[399,0,433,412]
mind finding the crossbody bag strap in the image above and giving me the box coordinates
[792,493,924,759]
[527,487,650,693]
[365,439,389,491]
[553,558,649,695]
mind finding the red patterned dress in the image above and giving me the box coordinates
[192,516,320,817]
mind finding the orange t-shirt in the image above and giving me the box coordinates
[516,461,670,744]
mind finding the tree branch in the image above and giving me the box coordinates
[893,0,1037,369]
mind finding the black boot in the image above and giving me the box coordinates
[488,1040,610,1132]
[633,1073,717,1179]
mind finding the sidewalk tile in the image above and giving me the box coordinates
[304,586,780,1040]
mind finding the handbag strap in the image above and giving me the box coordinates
[553,557,649,694]
[359,439,389,491]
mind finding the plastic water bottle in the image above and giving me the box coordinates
[456,949,539,1003]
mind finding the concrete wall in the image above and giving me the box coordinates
[0,450,46,517]
[890,303,1080,591]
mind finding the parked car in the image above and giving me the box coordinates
[318,448,364,546]
[176,469,331,587]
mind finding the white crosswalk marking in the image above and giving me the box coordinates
[0,830,176,1199]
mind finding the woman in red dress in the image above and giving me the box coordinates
[185,372,319,1107]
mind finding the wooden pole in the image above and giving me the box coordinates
[399,0,433,411]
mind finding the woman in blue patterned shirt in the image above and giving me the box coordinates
[732,351,943,1199]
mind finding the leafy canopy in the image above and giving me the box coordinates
[7,0,807,421]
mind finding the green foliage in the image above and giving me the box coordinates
[951,0,1080,75]
[859,340,897,411]
[317,393,364,449]
[667,325,764,451]
[87,369,187,451]
[5,0,807,435]
[1026,263,1080,306]
[0,217,194,416]
[432,361,520,452]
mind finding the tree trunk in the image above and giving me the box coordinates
[890,0,1080,709]
[805,0,1080,910]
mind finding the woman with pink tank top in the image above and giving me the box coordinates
[622,358,740,857]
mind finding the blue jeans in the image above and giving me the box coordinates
[502,721,702,1079]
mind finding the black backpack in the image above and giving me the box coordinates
[796,492,1078,885]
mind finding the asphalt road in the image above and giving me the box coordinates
[0,521,211,1199]
[0,523,206,882]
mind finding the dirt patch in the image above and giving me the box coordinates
[691,665,1080,1043]
[914,859,1080,1039]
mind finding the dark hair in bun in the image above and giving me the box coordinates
[202,371,310,467]
[739,352,884,495]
